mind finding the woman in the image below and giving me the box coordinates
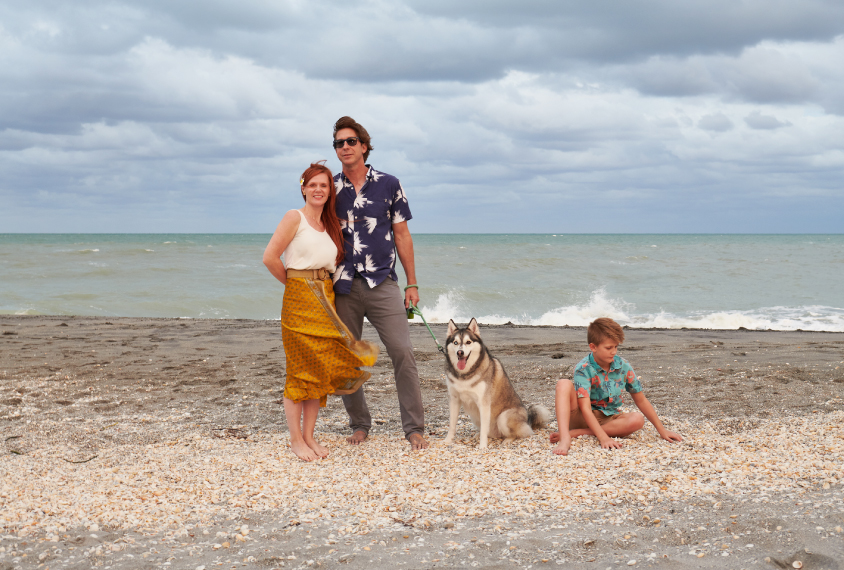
[263,162,379,462]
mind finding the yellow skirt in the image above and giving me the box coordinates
[281,277,379,406]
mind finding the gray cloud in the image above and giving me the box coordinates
[407,0,844,64]
[744,111,791,129]
[698,113,734,132]
[621,57,717,97]
[622,42,833,109]
[1,1,843,233]
[720,46,820,103]
[8,0,844,81]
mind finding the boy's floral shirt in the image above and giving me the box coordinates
[573,353,642,416]
[333,165,412,295]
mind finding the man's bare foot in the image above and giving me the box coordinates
[408,432,429,450]
[552,432,572,456]
[346,430,368,445]
[290,440,318,462]
[305,438,329,458]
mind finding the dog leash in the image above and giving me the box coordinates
[407,302,445,354]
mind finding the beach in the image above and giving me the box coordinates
[1,315,843,569]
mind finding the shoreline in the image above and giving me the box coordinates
[4,313,844,334]
[2,315,843,568]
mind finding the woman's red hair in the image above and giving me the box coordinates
[300,162,345,266]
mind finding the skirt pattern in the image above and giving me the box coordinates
[281,277,379,406]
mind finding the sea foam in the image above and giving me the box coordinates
[420,289,844,331]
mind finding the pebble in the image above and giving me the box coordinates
[0,413,842,536]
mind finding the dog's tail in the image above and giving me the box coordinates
[527,404,551,430]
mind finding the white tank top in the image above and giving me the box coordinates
[283,210,338,272]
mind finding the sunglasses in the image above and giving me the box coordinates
[332,137,361,149]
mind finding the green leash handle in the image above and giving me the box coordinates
[407,302,445,354]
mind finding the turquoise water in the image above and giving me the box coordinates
[1,234,842,331]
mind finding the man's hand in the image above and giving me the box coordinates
[393,221,418,310]
[405,286,419,310]
[659,430,683,443]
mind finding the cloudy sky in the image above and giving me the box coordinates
[2,0,843,233]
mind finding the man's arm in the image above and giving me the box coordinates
[392,221,419,309]
[630,392,682,442]
[578,396,623,450]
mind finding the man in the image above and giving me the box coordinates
[330,116,429,450]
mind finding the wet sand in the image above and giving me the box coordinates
[1,316,843,569]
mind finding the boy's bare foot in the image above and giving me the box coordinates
[552,432,572,456]
[551,428,594,443]
[346,430,368,445]
[408,433,429,450]
[305,438,329,458]
[290,440,318,462]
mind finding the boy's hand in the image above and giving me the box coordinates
[659,430,683,443]
[599,437,624,450]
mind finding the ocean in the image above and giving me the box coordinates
[1,234,842,331]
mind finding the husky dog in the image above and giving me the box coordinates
[443,318,550,448]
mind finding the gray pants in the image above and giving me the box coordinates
[334,277,425,439]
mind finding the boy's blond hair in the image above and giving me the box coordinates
[587,318,625,346]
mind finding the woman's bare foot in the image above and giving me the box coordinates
[408,432,429,450]
[290,440,319,462]
[346,430,368,445]
[305,438,329,458]
[552,432,572,455]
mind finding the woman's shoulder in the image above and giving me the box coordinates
[278,209,304,232]
[283,209,305,224]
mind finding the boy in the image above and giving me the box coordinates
[550,317,682,455]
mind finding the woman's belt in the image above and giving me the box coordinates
[287,268,332,280]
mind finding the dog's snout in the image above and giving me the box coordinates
[457,350,464,358]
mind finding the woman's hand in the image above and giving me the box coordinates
[263,211,300,284]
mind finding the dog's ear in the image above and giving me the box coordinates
[447,319,457,337]
[468,318,480,337]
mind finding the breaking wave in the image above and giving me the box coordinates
[419,289,844,331]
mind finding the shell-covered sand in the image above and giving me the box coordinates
[2,415,843,537]
[2,316,844,568]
